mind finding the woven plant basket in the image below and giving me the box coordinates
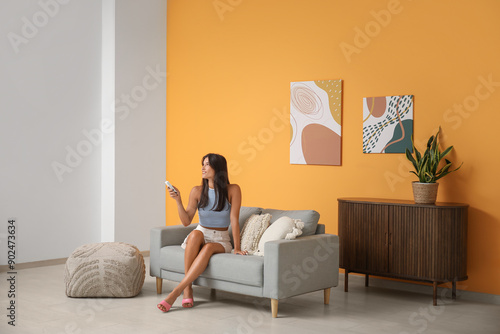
[412,182,439,204]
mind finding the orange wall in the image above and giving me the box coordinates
[166,0,500,295]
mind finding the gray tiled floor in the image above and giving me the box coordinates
[1,257,499,334]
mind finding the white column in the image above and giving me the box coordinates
[101,0,116,242]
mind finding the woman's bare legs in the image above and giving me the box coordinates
[159,242,225,310]
[182,230,205,305]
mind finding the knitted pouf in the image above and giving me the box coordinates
[64,242,145,297]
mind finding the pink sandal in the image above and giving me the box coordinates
[182,298,194,308]
[157,300,172,312]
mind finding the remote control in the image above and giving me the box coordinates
[165,181,178,194]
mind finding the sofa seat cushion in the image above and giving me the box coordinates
[160,246,264,287]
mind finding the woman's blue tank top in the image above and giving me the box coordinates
[199,188,231,228]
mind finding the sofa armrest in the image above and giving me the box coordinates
[149,224,197,277]
[263,234,339,299]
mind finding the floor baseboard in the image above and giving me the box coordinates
[0,250,151,272]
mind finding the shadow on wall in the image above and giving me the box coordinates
[466,207,499,289]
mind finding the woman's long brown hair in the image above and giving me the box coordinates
[198,153,230,211]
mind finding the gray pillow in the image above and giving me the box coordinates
[261,209,320,237]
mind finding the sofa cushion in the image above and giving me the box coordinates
[240,213,271,254]
[228,206,263,244]
[160,245,264,287]
[261,209,319,237]
[254,216,304,256]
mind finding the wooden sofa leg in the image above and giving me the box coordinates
[156,277,163,294]
[271,299,278,318]
[324,288,331,305]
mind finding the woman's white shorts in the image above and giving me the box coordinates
[181,225,233,253]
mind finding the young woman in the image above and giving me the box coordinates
[157,153,246,312]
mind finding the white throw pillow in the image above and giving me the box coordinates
[240,213,272,254]
[254,216,304,256]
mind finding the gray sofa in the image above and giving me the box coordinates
[150,206,339,317]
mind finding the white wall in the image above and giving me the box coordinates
[114,0,166,250]
[0,0,103,263]
[0,0,166,264]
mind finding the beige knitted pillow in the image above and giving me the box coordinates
[240,213,271,254]
[64,242,145,298]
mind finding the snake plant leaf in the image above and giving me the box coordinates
[421,162,428,179]
[419,155,428,171]
[453,162,463,171]
[406,148,418,171]
[431,132,439,151]
[435,170,451,181]
[440,146,453,160]
[422,147,429,161]
[436,162,452,176]
[414,144,422,163]
[424,171,435,183]
[426,135,434,148]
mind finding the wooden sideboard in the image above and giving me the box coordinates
[338,198,468,305]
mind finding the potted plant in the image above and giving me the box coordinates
[405,127,463,204]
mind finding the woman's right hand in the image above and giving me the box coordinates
[167,186,180,200]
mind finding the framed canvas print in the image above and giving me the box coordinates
[362,95,413,153]
[290,80,342,165]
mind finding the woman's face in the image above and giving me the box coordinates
[202,157,215,179]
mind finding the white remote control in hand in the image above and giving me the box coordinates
[165,181,178,194]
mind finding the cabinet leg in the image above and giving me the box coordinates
[344,269,349,292]
[452,281,456,300]
[433,282,438,306]
[365,274,369,287]
[156,277,163,294]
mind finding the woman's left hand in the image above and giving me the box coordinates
[234,250,248,255]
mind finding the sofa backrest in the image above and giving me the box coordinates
[315,224,325,234]
[260,208,320,237]
[229,207,321,244]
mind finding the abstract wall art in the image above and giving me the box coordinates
[362,95,413,154]
[290,80,342,165]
